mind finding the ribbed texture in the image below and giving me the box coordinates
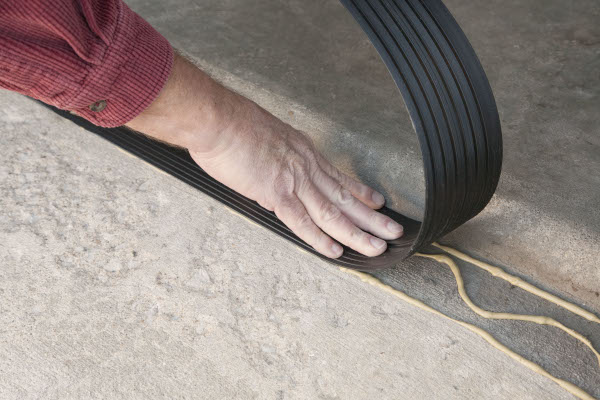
[0,0,174,127]
[43,103,423,270]
[340,0,502,263]
[41,0,502,271]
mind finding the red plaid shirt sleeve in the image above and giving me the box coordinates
[0,0,174,127]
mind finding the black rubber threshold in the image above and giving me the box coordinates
[44,0,502,271]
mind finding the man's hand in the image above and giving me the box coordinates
[126,53,403,258]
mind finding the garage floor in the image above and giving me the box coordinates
[1,0,598,398]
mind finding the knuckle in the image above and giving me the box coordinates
[274,196,293,211]
[287,154,309,175]
[336,187,354,206]
[329,165,344,181]
[273,171,294,198]
[348,179,367,197]
[304,147,318,164]
[294,130,316,150]
[286,155,313,192]
[296,212,314,229]
[319,202,342,223]
[349,228,368,243]
[372,212,387,226]
[383,215,396,228]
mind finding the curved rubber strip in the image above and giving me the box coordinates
[44,0,502,271]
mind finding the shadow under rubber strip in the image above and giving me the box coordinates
[44,0,502,271]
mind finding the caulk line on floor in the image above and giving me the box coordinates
[341,244,600,400]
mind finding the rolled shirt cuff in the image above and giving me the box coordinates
[70,4,173,128]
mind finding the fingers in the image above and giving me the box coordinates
[296,182,390,257]
[270,132,402,258]
[312,170,404,241]
[315,153,385,210]
[274,194,343,258]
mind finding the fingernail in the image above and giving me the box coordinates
[372,191,385,206]
[369,237,386,249]
[387,220,403,234]
[331,243,343,256]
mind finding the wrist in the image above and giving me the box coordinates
[125,53,245,155]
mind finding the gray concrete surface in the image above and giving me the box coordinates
[0,94,584,399]
[136,0,600,308]
[1,0,599,398]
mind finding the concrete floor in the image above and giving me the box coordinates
[1,0,599,398]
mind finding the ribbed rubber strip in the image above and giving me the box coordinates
[44,0,502,271]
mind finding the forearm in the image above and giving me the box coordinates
[1,0,403,259]
[125,53,252,156]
